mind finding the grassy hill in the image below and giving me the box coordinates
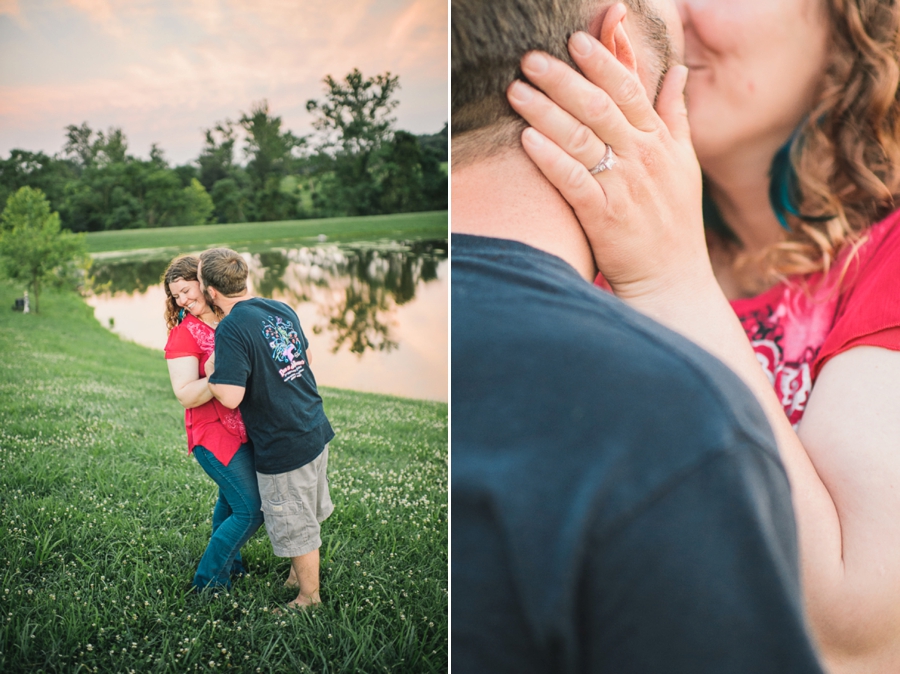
[0,281,447,672]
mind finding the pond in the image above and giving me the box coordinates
[85,239,448,402]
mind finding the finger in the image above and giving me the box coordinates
[520,127,611,216]
[567,29,659,133]
[654,65,692,146]
[520,50,635,149]
[507,80,611,171]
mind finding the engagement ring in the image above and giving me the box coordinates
[589,144,617,175]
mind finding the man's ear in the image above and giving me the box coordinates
[587,2,638,74]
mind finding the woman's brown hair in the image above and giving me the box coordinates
[767,0,900,282]
[162,255,223,333]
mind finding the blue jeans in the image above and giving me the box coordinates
[192,443,263,591]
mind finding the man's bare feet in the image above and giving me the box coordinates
[284,567,300,589]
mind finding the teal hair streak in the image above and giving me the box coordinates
[703,121,834,240]
[768,121,834,231]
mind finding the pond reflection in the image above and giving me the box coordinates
[249,240,444,357]
[87,240,448,402]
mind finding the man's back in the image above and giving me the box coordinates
[211,296,333,474]
[451,234,823,673]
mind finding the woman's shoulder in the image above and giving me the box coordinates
[812,207,900,377]
[866,206,900,241]
[165,314,207,356]
[839,207,900,290]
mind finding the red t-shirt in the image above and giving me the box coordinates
[164,313,248,465]
[593,209,900,428]
[731,209,900,427]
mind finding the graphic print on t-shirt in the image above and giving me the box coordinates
[738,304,818,429]
[262,315,306,382]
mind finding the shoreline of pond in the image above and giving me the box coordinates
[85,210,448,256]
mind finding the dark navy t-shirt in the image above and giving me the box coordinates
[210,297,334,474]
[451,234,824,673]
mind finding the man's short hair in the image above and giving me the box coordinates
[451,0,671,161]
[199,248,248,296]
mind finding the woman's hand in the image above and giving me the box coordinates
[204,352,216,377]
[506,29,712,309]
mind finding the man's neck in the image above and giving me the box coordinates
[216,292,254,316]
[451,147,597,281]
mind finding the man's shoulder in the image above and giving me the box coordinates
[452,236,780,469]
[233,297,297,319]
[225,297,294,322]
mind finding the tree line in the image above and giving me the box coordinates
[0,69,448,233]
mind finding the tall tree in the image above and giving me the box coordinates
[378,130,425,213]
[62,123,129,169]
[94,127,128,166]
[0,150,77,219]
[63,122,96,171]
[239,101,304,186]
[306,69,401,216]
[197,122,237,192]
[239,101,305,221]
[306,69,400,155]
[0,187,88,312]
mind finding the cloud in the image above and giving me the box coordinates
[0,0,25,24]
[62,0,128,38]
[0,0,447,162]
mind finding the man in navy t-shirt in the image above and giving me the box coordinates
[201,247,335,609]
[450,0,825,671]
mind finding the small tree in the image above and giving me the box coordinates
[184,178,215,226]
[0,186,88,312]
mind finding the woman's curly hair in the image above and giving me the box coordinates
[162,255,223,333]
[768,0,900,281]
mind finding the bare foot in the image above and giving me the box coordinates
[284,568,300,589]
[287,590,322,609]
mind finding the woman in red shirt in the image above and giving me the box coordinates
[163,255,263,591]
[503,0,900,670]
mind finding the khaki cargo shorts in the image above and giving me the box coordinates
[256,445,334,558]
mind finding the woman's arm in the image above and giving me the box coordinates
[167,356,214,409]
[797,347,900,665]
[508,30,900,669]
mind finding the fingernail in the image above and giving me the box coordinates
[508,80,533,103]
[522,128,544,147]
[570,32,592,57]
[523,51,549,75]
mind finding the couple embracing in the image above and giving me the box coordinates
[453,0,900,671]
[162,247,334,608]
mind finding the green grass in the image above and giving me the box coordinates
[86,212,448,256]
[0,282,448,673]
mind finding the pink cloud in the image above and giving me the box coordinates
[0,0,20,15]
[0,0,447,162]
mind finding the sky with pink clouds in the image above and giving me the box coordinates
[0,0,447,164]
